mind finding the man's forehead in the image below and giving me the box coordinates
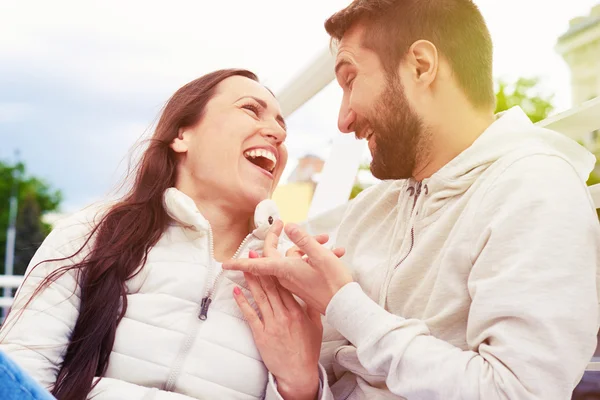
[335,24,369,65]
[338,23,367,50]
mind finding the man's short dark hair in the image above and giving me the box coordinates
[325,0,495,109]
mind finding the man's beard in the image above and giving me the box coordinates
[362,74,427,180]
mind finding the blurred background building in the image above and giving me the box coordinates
[556,4,600,162]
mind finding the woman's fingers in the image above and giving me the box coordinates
[258,275,287,315]
[332,247,346,258]
[244,272,273,320]
[313,233,329,245]
[275,280,303,312]
[233,286,263,334]
[264,220,284,258]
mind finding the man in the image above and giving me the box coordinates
[224,0,600,398]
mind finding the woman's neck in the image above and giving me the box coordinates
[195,200,253,262]
[174,176,255,261]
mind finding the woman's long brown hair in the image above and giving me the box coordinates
[5,69,258,400]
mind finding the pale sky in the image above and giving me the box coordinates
[1,0,598,212]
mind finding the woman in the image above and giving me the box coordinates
[0,69,327,400]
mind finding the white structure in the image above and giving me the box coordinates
[555,4,600,107]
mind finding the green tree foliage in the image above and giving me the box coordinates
[0,160,62,275]
[495,77,554,122]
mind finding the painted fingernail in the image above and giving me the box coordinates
[249,250,259,258]
[233,287,242,296]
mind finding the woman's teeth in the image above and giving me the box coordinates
[243,149,277,173]
[244,149,276,163]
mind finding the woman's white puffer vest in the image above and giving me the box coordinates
[0,188,296,400]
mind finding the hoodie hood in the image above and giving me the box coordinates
[424,107,594,191]
[410,106,596,219]
[435,106,595,182]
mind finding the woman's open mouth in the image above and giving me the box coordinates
[243,147,277,175]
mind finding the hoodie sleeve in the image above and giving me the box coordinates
[324,154,600,399]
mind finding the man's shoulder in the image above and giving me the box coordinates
[484,146,587,195]
[471,150,596,225]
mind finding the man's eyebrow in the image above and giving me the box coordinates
[237,96,286,131]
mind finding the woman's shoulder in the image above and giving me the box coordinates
[43,202,112,257]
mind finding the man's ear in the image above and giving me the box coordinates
[405,39,438,87]
[170,127,190,153]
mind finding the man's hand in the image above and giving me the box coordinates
[224,223,353,314]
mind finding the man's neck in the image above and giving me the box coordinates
[413,106,495,181]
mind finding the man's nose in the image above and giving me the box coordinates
[338,105,357,134]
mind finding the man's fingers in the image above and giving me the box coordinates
[285,233,329,258]
[306,306,323,328]
[264,220,283,258]
[233,286,263,334]
[285,246,301,258]
[284,223,330,262]
[223,258,290,279]
[244,272,273,319]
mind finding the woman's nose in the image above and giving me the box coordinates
[261,124,287,145]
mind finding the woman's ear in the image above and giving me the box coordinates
[170,127,189,153]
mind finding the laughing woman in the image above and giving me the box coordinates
[0,69,327,400]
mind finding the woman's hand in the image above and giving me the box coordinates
[232,220,323,400]
[234,273,322,400]
[231,221,346,399]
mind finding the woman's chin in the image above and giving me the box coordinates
[240,187,271,209]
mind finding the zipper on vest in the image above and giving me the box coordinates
[198,231,253,320]
[163,228,255,391]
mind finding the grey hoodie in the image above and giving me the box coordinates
[319,106,600,399]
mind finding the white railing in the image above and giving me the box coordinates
[0,274,23,312]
